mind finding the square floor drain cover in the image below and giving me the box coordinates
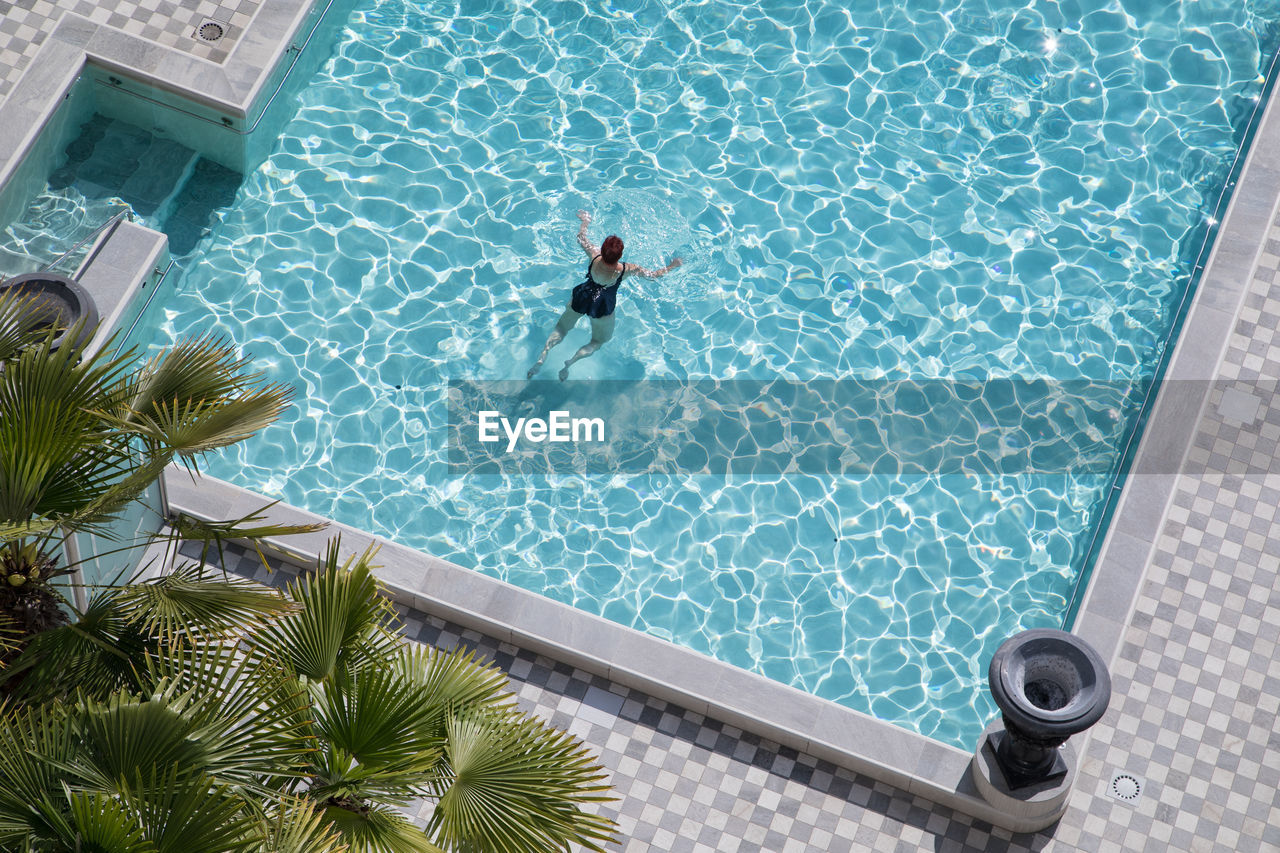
[1105,771,1145,804]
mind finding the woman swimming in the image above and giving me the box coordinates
[527,210,683,381]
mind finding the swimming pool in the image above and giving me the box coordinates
[18,0,1280,747]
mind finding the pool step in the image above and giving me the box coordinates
[121,140,201,223]
[163,158,242,256]
[67,118,201,222]
[0,196,118,280]
[0,113,248,279]
[0,117,200,277]
[18,113,247,262]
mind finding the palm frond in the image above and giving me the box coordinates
[394,646,515,731]
[257,541,400,682]
[164,506,326,575]
[304,744,440,809]
[0,590,148,702]
[0,334,135,527]
[60,452,173,532]
[0,289,66,362]
[121,765,262,853]
[115,336,274,420]
[0,702,79,846]
[66,645,313,796]
[427,710,616,853]
[64,790,157,853]
[303,668,443,805]
[0,516,63,543]
[69,693,211,788]
[114,562,295,639]
[312,667,442,766]
[105,336,294,461]
[318,801,445,853]
[0,330,288,540]
[0,611,21,667]
[259,796,350,853]
[123,389,294,459]
[133,641,314,789]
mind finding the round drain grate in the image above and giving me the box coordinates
[1107,772,1144,803]
[196,21,225,42]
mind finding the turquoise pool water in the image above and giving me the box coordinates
[38,0,1280,746]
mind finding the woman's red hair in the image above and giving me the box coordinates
[601,235,624,264]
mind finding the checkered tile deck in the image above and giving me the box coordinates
[0,0,257,98]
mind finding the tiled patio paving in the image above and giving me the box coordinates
[0,0,256,97]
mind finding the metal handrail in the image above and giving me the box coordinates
[38,208,132,279]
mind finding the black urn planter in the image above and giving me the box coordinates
[986,628,1111,790]
[0,272,99,351]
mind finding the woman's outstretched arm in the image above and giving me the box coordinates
[576,210,597,258]
[629,257,684,279]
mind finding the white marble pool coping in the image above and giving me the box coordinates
[79,219,169,356]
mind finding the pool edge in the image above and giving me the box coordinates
[1073,49,1280,666]
[154,30,1280,830]
[165,467,1035,830]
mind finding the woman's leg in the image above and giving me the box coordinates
[559,314,615,380]
[528,307,582,378]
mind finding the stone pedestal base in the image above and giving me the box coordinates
[970,720,1077,833]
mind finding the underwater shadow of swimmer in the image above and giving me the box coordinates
[479,369,653,417]
[523,325,652,382]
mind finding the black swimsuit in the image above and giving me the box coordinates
[570,255,626,319]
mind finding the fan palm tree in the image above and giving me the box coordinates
[0,291,618,850]
[0,541,618,853]
[0,288,293,651]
